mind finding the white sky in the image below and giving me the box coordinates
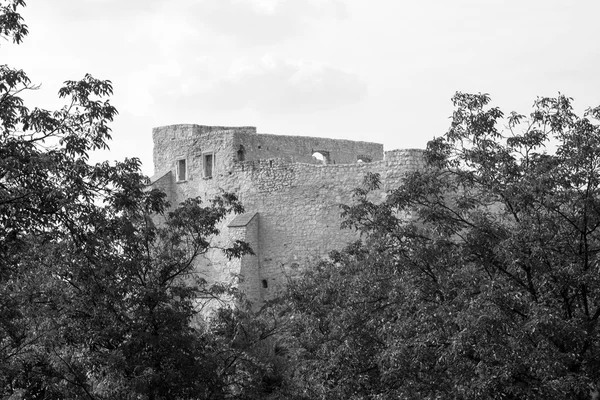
[5,0,600,176]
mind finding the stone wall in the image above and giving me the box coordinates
[228,212,261,302]
[233,132,384,165]
[151,124,425,304]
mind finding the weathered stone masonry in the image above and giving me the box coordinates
[151,124,425,304]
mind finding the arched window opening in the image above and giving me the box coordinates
[237,145,245,162]
[312,151,330,165]
[357,155,372,163]
[261,279,268,289]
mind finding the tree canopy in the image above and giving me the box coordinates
[273,93,600,399]
[1,2,269,398]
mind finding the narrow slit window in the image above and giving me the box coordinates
[176,159,187,181]
[203,153,214,178]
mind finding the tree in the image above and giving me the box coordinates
[0,0,27,44]
[2,1,122,395]
[275,93,600,399]
[1,2,258,398]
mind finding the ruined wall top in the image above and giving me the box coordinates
[152,124,256,142]
[152,124,386,178]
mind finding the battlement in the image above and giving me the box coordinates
[151,125,425,305]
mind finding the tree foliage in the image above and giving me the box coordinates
[1,2,266,399]
[0,0,27,45]
[275,93,600,399]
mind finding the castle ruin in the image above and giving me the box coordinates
[150,125,424,304]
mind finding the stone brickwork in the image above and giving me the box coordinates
[151,125,425,305]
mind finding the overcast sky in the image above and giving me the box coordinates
[5,0,600,176]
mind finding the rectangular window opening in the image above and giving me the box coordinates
[203,153,214,179]
[176,159,187,182]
